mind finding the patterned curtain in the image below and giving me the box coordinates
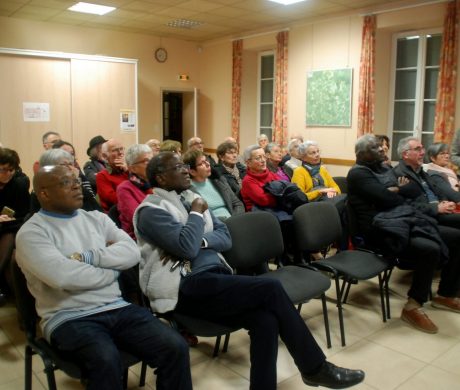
[231,39,243,144]
[273,31,289,147]
[434,0,459,144]
[357,15,376,137]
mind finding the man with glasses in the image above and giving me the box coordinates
[186,136,217,168]
[96,139,129,212]
[16,165,192,390]
[134,151,365,390]
[33,131,61,174]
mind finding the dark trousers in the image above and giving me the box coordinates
[175,271,326,390]
[402,224,460,304]
[50,304,192,390]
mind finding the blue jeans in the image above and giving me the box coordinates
[50,304,192,390]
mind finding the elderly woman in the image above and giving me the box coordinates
[160,139,182,155]
[291,141,341,201]
[183,149,244,220]
[213,141,246,195]
[0,148,30,304]
[283,138,303,178]
[265,143,290,181]
[423,143,460,203]
[31,149,101,213]
[257,134,269,150]
[117,144,153,239]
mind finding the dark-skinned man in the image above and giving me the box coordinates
[16,165,192,390]
[133,151,365,390]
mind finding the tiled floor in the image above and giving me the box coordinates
[1,268,460,389]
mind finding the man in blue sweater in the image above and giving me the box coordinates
[134,152,365,390]
[16,165,192,390]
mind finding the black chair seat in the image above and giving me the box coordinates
[260,266,331,304]
[318,251,390,280]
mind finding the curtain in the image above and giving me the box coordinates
[434,0,459,144]
[357,15,376,137]
[231,39,243,144]
[273,31,289,147]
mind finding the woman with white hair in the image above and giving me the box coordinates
[292,141,341,201]
[117,144,153,239]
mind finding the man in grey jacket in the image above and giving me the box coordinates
[16,165,191,390]
[134,152,365,390]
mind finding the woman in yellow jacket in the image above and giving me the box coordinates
[291,140,341,201]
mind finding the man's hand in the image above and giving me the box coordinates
[191,198,208,214]
[114,157,127,172]
[438,201,456,214]
[398,177,410,187]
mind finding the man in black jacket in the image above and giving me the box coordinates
[347,135,460,334]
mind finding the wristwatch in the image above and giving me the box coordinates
[70,252,83,262]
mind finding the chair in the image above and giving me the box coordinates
[332,176,348,194]
[108,204,122,228]
[293,202,392,346]
[11,259,147,390]
[223,211,332,348]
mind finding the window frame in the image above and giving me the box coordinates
[257,50,275,142]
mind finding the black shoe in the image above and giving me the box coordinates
[302,361,365,389]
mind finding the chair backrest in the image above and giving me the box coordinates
[11,259,38,339]
[223,211,284,269]
[293,202,342,251]
[108,204,122,228]
[333,176,348,194]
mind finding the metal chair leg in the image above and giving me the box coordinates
[212,335,222,358]
[378,273,387,322]
[139,361,147,387]
[222,333,231,353]
[333,275,346,347]
[321,293,331,349]
[25,346,33,390]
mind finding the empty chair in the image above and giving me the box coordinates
[293,202,392,346]
[11,258,146,390]
[223,211,332,348]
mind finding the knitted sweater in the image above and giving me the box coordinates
[291,165,341,201]
[16,209,140,340]
[240,169,279,211]
[96,168,128,212]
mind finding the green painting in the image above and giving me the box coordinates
[306,68,352,127]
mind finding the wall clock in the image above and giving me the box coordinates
[155,47,168,63]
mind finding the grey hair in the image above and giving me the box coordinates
[39,149,74,167]
[397,136,419,158]
[243,144,263,162]
[287,138,301,153]
[425,142,449,163]
[355,134,377,155]
[257,134,268,142]
[125,144,152,166]
[264,142,280,154]
[298,140,319,158]
[187,137,201,148]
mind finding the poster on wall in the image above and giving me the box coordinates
[23,102,50,122]
[306,68,352,127]
[120,109,136,132]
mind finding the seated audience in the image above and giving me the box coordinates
[83,135,108,193]
[213,141,246,195]
[348,134,460,334]
[257,133,269,149]
[31,149,101,213]
[53,140,94,197]
[0,148,30,305]
[186,136,217,167]
[134,151,365,390]
[117,144,153,239]
[375,134,391,165]
[281,133,304,166]
[283,138,303,178]
[265,142,290,181]
[146,139,161,156]
[183,149,244,220]
[423,143,460,202]
[16,165,192,390]
[33,131,61,174]
[240,145,279,212]
[160,140,182,155]
[96,139,129,213]
[223,136,245,165]
[291,141,341,201]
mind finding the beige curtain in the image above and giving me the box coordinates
[357,15,376,137]
[231,39,243,144]
[434,0,459,143]
[273,31,288,147]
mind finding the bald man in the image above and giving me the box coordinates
[186,136,217,168]
[96,139,129,212]
[16,165,191,390]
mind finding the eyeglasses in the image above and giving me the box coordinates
[196,160,210,167]
[407,146,425,153]
[58,177,82,189]
[0,167,15,174]
[132,158,150,165]
[110,147,125,154]
[251,155,267,162]
[59,162,74,169]
[163,163,190,172]
[191,142,204,146]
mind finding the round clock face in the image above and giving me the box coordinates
[155,48,167,63]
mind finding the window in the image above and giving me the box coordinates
[258,52,275,142]
[389,31,442,159]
